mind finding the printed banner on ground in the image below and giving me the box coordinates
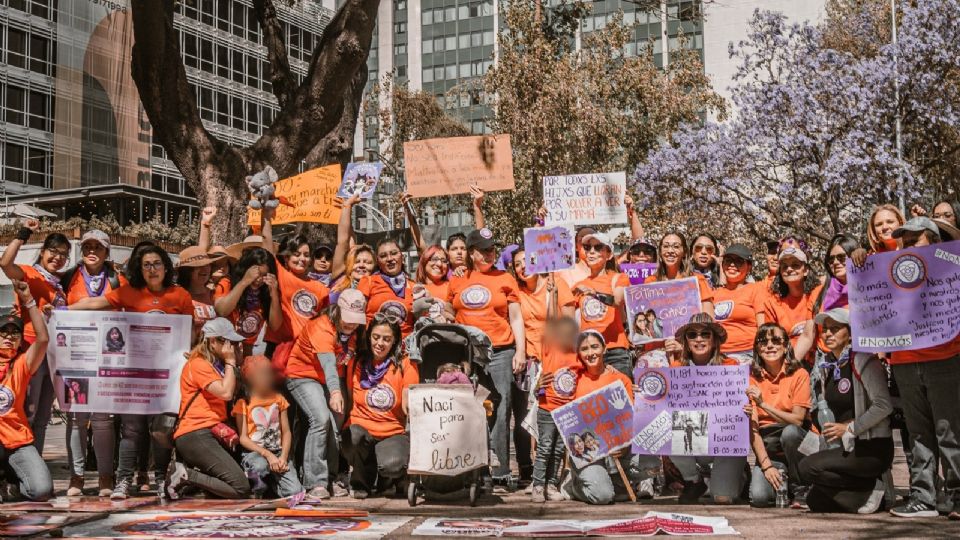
[621,263,658,285]
[523,225,575,274]
[542,172,627,226]
[632,365,749,457]
[404,135,515,198]
[247,164,342,226]
[625,278,701,346]
[848,240,960,352]
[46,310,192,415]
[0,512,100,537]
[412,512,739,537]
[338,162,383,199]
[551,381,633,469]
[408,385,489,476]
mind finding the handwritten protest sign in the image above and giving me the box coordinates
[523,225,575,274]
[542,172,627,226]
[621,263,658,285]
[551,381,633,469]
[624,278,701,345]
[404,135,515,198]
[247,164,341,225]
[848,240,960,352]
[337,162,383,199]
[632,365,749,457]
[408,385,488,476]
[46,311,192,415]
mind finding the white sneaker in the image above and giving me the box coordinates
[164,462,188,501]
[637,478,656,500]
[111,478,132,500]
[858,481,885,514]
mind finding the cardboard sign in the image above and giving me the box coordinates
[621,263,658,285]
[542,172,627,226]
[247,164,342,225]
[403,135,515,198]
[523,225,575,274]
[848,240,960,352]
[551,381,633,469]
[624,278,701,346]
[408,385,489,476]
[338,162,383,199]
[632,365,750,457]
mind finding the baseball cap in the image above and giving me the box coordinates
[177,246,216,268]
[893,217,938,239]
[814,308,850,326]
[466,228,496,250]
[337,289,368,325]
[723,243,754,262]
[582,231,612,250]
[0,314,24,333]
[629,238,657,252]
[81,229,110,250]
[314,244,334,257]
[201,317,244,342]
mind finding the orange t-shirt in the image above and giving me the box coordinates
[15,265,66,343]
[173,355,229,439]
[65,267,128,305]
[519,280,576,361]
[286,315,357,382]
[346,356,419,439]
[574,271,630,350]
[713,283,763,353]
[105,284,195,315]
[357,274,414,336]
[448,270,521,347]
[890,335,960,365]
[215,277,231,298]
[231,394,289,453]
[556,262,590,290]
[574,366,634,402]
[749,365,811,428]
[269,262,330,343]
[538,346,581,411]
[643,272,715,306]
[215,282,267,345]
[761,285,822,349]
[423,279,450,302]
[0,355,34,449]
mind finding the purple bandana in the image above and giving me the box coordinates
[360,357,393,389]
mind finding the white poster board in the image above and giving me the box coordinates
[542,172,628,226]
[46,310,192,415]
[408,384,489,476]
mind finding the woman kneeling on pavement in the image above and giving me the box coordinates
[798,308,893,514]
[665,313,748,504]
[561,330,636,505]
[166,318,250,500]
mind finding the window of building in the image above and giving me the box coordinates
[422,11,432,25]
[200,38,213,72]
[445,35,456,50]
[183,34,198,68]
[199,87,214,121]
[200,0,215,26]
[445,64,456,80]
[396,0,406,10]
[422,68,434,83]
[423,39,433,53]
[445,7,456,21]
[471,32,482,47]
[396,64,407,77]
[246,101,260,133]
[4,85,26,126]
[434,37,444,52]
[216,92,228,125]
[433,8,443,23]
[216,44,229,78]
[232,96,244,130]
[459,34,469,49]
[4,143,25,184]
[7,28,27,70]
[395,22,406,34]
[231,51,244,83]
[459,63,469,78]
[28,90,48,131]
[394,43,406,55]
[483,30,494,46]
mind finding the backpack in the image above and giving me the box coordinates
[61,262,121,296]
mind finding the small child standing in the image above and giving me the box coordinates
[233,355,303,498]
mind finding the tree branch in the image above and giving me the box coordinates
[252,0,297,108]
[304,66,369,170]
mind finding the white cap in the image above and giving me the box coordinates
[81,229,110,250]
[337,289,368,325]
[581,232,613,250]
[202,317,244,342]
[814,308,850,326]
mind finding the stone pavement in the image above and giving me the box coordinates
[23,423,958,538]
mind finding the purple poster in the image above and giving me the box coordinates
[632,365,749,456]
[624,277,701,346]
[523,225,575,274]
[551,381,633,469]
[620,263,658,285]
[337,162,383,199]
[848,240,960,352]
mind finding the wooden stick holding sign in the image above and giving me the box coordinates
[614,457,637,503]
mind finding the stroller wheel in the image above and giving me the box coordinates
[407,480,418,507]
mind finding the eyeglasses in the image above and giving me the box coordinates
[373,312,402,325]
[142,261,165,271]
[46,248,69,259]
[827,253,847,265]
[582,243,606,253]
[429,256,449,265]
[0,330,21,340]
[757,336,786,346]
[693,244,716,254]
[684,330,713,340]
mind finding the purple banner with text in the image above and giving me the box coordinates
[625,277,701,346]
[621,263,658,285]
[848,240,960,352]
[523,225,575,274]
[551,381,633,469]
[632,365,749,456]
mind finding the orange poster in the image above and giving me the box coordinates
[247,164,342,226]
[403,135,515,198]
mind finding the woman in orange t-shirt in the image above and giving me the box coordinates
[644,231,714,316]
[760,237,822,364]
[341,316,419,498]
[176,246,224,344]
[415,244,451,301]
[164,318,249,500]
[447,228,525,485]
[0,280,53,501]
[795,234,859,364]
[214,247,282,355]
[712,243,765,364]
[356,239,415,336]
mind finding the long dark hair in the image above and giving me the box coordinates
[358,317,403,372]
[689,233,720,274]
[176,265,203,290]
[277,235,312,270]
[812,234,859,313]
[770,261,819,299]
[34,233,70,266]
[231,247,277,322]
[125,240,157,281]
[654,231,692,281]
[127,245,175,289]
[750,323,802,379]
[933,199,960,226]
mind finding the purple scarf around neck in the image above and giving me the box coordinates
[821,277,848,311]
[360,357,393,389]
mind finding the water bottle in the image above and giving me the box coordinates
[816,398,841,449]
[775,474,789,508]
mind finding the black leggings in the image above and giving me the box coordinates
[798,438,894,513]
[174,428,250,499]
[341,424,409,492]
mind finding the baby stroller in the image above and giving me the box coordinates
[405,321,492,507]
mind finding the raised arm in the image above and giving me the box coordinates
[13,280,47,374]
[198,207,216,252]
[625,195,643,242]
[332,194,359,279]
[261,207,275,254]
[470,185,486,230]
[262,273,283,331]
[68,296,112,311]
[399,191,425,254]
[0,219,39,281]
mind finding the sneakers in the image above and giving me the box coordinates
[890,497,938,518]
[98,475,115,498]
[156,480,168,500]
[164,462,189,501]
[678,479,708,504]
[531,485,546,503]
[790,485,809,509]
[350,488,369,500]
[858,482,885,514]
[306,486,331,500]
[331,481,349,498]
[636,478,656,500]
[111,478,132,500]
[67,475,84,497]
[546,483,563,501]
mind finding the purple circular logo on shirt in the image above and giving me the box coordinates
[553,368,577,397]
[714,300,733,321]
[366,384,396,411]
[0,385,14,415]
[291,289,319,318]
[838,378,851,394]
[460,285,491,309]
[238,312,263,337]
[379,301,408,321]
[581,297,607,322]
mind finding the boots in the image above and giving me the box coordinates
[67,475,84,497]
[98,474,115,498]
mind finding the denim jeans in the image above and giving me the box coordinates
[532,408,564,487]
[286,377,339,491]
[0,444,52,501]
[241,452,303,497]
[25,359,54,454]
[66,412,116,477]
[340,424,409,491]
[175,428,250,499]
[482,346,516,479]
[892,355,960,506]
[117,414,170,482]
[564,453,636,505]
[750,424,807,507]
[672,455,747,501]
[604,348,632,380]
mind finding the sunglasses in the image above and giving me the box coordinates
[685,330,713,340]
[693,244,716,254]
[827,253,847,265]
[582,243,606,253]
[757,336,786,346]
[722,255,747,266]
[373,312,402,325]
